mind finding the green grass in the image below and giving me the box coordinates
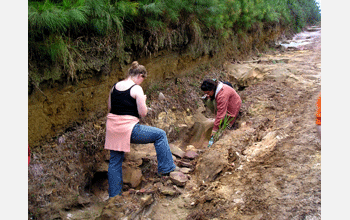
[213,114,234,142]
[28,0,321,86]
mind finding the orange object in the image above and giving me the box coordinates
[316,93,321,125]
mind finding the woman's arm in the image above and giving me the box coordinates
[131,85,148,118]
[213,93,229,131]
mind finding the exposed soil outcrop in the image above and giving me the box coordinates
[28,25,287,147]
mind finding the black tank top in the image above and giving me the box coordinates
[110,83,139,118]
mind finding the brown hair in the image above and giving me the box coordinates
[128,61,147,77]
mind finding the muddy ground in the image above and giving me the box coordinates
[28,27,321,219]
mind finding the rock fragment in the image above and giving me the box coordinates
[158,92,166,100]
[170,171,188,187]
[184,151,199,159]
[140,194,153,207]
[169,144,186,158]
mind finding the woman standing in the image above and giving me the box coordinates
[105,61,176,197]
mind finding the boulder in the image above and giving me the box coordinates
[224,62,267,88]
[122,166,143,188]
[124,152,144,166]
[195,148,228,182]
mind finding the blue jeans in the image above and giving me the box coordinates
[108,123,176,197]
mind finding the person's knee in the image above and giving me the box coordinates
[152,128,166,141]
[158,129,167,138]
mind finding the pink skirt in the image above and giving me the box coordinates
[104,113,139,152]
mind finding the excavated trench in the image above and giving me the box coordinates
[28,26,321,220]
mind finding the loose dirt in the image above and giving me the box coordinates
[28,26,321,220]
[141,27,321,220]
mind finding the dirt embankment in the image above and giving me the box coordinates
[28,27,321,219]
[28,25,286,147]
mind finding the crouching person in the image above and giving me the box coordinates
[200,79,242,138]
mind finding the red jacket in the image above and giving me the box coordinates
[213,83,241,131]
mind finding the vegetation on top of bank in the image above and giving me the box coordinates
[28,0,320,89]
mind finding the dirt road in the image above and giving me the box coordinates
[142,27,322,220]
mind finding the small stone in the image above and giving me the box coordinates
[154,182,163,189]
[178,161,193,168]
[58,135,66,144]
[179,168,192,174]
[138,188,146,194]
[184,151,199,159]
[161,189,177,196]
[140,195,153,207]
[77,196,90,206]
[128,189,136,194]
[166,180,173,185]
[186,145,195,151]
[169,144,186,158]
[122,191,130,196]
[158,92,166,100]
[170,171,188,187]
